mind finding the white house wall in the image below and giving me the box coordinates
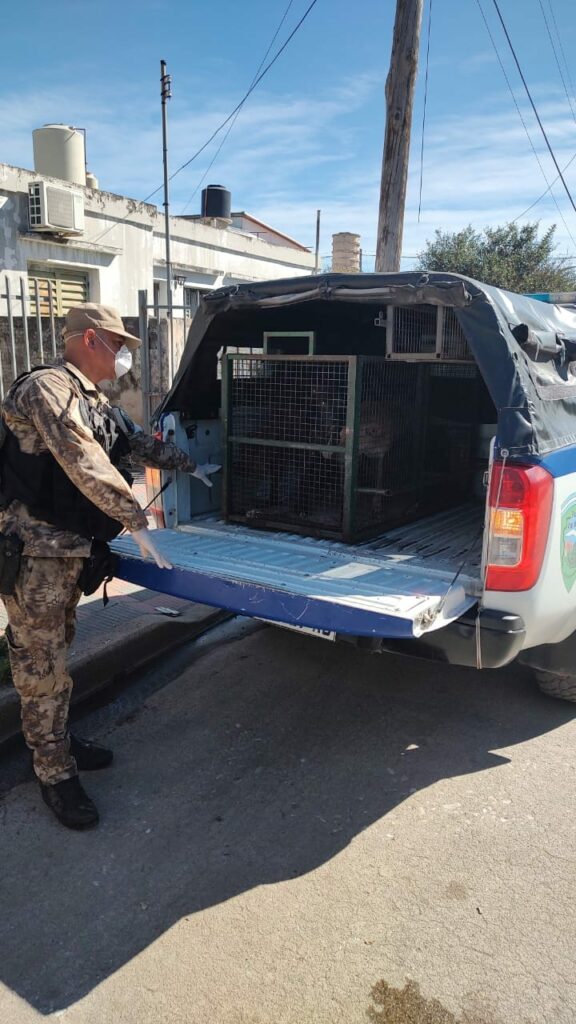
[0,164,155,315]
[0,163,315,317]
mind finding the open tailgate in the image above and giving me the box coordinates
[112,524,476,639]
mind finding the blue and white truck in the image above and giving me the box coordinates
[113,272,576,701]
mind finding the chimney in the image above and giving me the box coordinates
[332,232,361,273]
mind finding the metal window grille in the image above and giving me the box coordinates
[442,307,470,360]
[385,304,472,361]
[223,354,482,542]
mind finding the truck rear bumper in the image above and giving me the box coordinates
[340,607,526,669]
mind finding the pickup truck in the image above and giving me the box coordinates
[112,271,576,702]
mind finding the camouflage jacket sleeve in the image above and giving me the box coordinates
[113,409,198,473]
[16,373,148,532]
[127,433,198,473]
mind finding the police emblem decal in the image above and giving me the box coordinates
[560,495,576,592]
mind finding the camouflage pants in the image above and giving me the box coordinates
[3,556,83,785]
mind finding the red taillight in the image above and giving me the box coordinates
[486,462,553,591]
[144,466,165,529]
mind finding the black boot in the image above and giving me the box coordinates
[70,734,113,771]
[41,777,99,830]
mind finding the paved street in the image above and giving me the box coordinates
[1,620,576,1024]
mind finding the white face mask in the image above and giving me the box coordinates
[96,333,133,378]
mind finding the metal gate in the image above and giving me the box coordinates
[138,289,196,426]
[0,274,60,401]
[0,280,196,420]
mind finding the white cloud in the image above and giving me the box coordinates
[2,76,576,269]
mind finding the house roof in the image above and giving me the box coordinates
[230,212,311,252]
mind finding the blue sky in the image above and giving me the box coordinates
[2,0,576,268]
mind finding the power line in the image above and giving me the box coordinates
[546,0,576,113]
[166,0,320,186]
[417,0,433,223]
[475,0,576,247]
[514,152,576,222]
[490,0,576,215]
[91,0,320,244]
[181,0,296,215]
[537,0,576,124]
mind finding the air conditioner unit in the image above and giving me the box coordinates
[28,181,84,235]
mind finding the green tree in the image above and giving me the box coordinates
[415,221,576,293]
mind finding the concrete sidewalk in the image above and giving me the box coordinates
[0,475,228,745]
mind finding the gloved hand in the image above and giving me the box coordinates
[130,528,173,569]
[191,463,222,488]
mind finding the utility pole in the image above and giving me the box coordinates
[160,59,174,384]
[375,0,424,273]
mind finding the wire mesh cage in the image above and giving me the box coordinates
[223,356,352,536]
[223,353,481,542]
[386,304,472,361]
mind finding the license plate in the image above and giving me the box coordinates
[260,619,337,641]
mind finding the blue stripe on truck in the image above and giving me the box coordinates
[116,556,418,639]
[525,447,576,478]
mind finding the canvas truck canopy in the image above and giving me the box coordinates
[158,271,576,458]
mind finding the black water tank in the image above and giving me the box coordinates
[201,185,231,219]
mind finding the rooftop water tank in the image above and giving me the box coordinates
[32,124,86,187]
[201,185,231,220]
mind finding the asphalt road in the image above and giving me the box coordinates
[1,619,575,1024]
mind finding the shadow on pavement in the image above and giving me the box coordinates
[0,625,574,1013]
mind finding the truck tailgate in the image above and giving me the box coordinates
[112,524,476,639]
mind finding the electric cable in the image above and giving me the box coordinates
[514,152,576,222]
[91,0,320,244]
[417,0,433,223]
[537,0,576,124]
[516,0,576,224]
[476,0,576,247]
[490,0,576,215]
[167,0,319,186]
[181,0,296,215]
[546,0,576,112]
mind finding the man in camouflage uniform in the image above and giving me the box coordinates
[0,303,219,830]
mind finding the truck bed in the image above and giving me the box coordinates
[367,503,484,583]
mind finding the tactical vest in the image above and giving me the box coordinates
[0,365,133,542]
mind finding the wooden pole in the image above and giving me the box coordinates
[375,0,424,273]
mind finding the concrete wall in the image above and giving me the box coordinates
[1,163,316,320]
[161,217,315,280]
[0,164,155,316]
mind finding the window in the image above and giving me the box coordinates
[184,287,201,317]
[28,264,89,316]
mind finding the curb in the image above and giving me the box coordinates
[0,603,230,748]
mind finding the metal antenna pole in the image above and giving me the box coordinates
[314,209,321,273]
[160,59,174,385]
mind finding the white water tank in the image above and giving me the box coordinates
[33,124,86,186]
